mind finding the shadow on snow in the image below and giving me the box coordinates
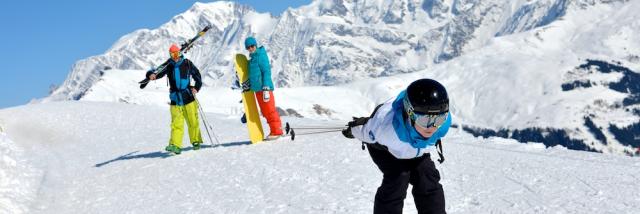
[94,141,251,167]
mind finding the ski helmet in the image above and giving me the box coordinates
[403,79,449,115]
[169,44,180,53]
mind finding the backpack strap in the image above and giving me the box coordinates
[361,104,384,150]
[435,139,444,163]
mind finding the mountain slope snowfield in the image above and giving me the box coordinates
[41,0,640,155]
[1,102,639,213]
[2,0,640,213]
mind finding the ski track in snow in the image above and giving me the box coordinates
[0,102,638,213]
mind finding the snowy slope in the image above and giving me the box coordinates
[0,102,638,213]
[36,0,640,155]
[52,0,640,156]
[0,132,41,214]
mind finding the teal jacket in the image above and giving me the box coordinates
[248,46,274,91]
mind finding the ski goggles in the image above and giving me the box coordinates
[412,112,448,128]
[246,45,256,50]
[169,51,180,58]
[403,96,448,128]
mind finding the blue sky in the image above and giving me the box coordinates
[0,0,310,109]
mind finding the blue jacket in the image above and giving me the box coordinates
[146,56,202,106]
[248,46,275,92]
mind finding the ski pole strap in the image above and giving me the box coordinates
[435,139,444,164]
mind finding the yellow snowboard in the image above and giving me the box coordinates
[235,54,264,144]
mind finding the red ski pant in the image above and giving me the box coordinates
[255,91,283,135]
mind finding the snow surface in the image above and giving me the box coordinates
[0,102,638,213]
[0,132,41,214]
[5,0,639,211]
[40,0,640,155]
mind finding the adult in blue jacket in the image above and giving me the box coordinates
[343,79,451,214]
[244,37,283,139]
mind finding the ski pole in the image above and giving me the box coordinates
[294,129,344,135]
[286,126,346,130]
[286,129,343,141]
[285,122,346,130]
[284,122,345,134]
[199,104,219,145]
[284,122,346,141]
[195,98,220,146]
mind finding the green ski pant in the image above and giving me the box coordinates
[169,101,203,148]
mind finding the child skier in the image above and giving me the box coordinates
[342,78,451,214]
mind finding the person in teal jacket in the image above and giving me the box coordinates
[244,37,283,139]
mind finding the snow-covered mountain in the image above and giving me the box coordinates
[45,0,606,101]
[3,1,640,213]
[40,0,639,155]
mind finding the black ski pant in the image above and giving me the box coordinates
[367,144,446,214]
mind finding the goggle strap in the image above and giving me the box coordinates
[403,96,415,120]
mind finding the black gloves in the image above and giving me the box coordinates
[342,129,354,139]
[241,80,251,92]
[145,70,155,79]
[348,117,369,127]
[342,117,370,139]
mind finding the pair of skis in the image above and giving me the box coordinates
[138,25,212,89]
